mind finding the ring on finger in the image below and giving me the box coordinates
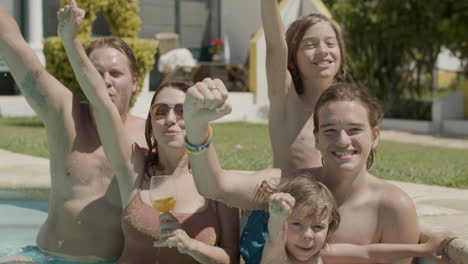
[208,86,219,91]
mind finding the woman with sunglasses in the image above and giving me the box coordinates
[57,2,239,264]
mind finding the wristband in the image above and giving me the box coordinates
[185,126,213,154]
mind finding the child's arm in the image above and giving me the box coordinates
[261,193,295,264]
[261,0,291,100]
[322,232,456,264]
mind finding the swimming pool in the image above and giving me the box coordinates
[0,200,47,259]
[0,200,441,264]
[0,200,114,264]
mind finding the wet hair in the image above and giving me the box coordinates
[255,174,340,244]
[313,83,384,169]
[144,81,191,178]
[85,36,139,79]
[286,13,347,95]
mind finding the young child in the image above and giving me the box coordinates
[258,176,456,264]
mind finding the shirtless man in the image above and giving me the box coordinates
[263,0,346,169]
[0,5,146,261]
[183,79,420,264]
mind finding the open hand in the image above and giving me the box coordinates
[153,213,193,254]
[184,78,232,126]
[57,0,85,42]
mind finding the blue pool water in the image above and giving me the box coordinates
[0,200,48,259]
[0,201,435,264]
[0,200,115,264]
[0,200,48,248]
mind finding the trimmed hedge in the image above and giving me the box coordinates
[59,0,141,38]
[44,0,157,107]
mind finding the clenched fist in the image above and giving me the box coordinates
[184,78,232,127]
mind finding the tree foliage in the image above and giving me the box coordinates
[323,0,468,117]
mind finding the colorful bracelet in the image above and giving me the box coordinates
[185,125,213,154]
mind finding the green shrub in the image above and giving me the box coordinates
[59,0,141,38]
[46,0,155,107]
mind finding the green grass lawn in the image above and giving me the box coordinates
[1,117,467,188]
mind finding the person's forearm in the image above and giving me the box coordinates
[261,238,286,264]
[261,217,287,264]
[0,6,22,48]
[324,243,427,264]
[184,239,236,264]
[185,118,225,200]
[62,38,110,108]
[261,0,287,50]
[0,5,67,120]
[365,243,427,263]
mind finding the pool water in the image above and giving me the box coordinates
[0,200,48,248]
[0,201,117,264]
[0,201,436,264]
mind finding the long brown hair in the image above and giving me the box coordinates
[313,83,383,169]
[286,13,347,95]
[255,174,340,244]
[144,81,191,178]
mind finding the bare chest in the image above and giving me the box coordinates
[332,203,380,244]
[271,105,321,168]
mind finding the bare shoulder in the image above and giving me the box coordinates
[370,177,419,246]
[370,177,417,221]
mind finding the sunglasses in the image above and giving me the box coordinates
[150,103,184,120]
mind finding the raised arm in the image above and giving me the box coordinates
[323,232,456,264]
[58,1,139,205]
[184,78,281,210]
[261,0,292,100]
[261,193,294,264]
[0,5,72,123]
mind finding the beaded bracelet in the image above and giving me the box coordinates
[185,125,213,154]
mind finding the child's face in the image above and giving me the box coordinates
[286,210,330,262]
[315,100,379,173]
[295,21,341,81]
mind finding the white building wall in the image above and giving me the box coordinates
[220,0,261,64]
[138,0,176,39]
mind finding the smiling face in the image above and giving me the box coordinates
[286,210,330,262]
[89,47,137,115]
[296,21,341,81]
[150,86,186,149]
[315,101,379,173]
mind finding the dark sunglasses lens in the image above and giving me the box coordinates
[174,104,184,117]
[156,104,170,115]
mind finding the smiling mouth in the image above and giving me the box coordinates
[313,60,333,67]
[332,151,357,160]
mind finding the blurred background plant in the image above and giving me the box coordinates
[323,0,468,119]
[43,0,157,107]
[209,38,224,55]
